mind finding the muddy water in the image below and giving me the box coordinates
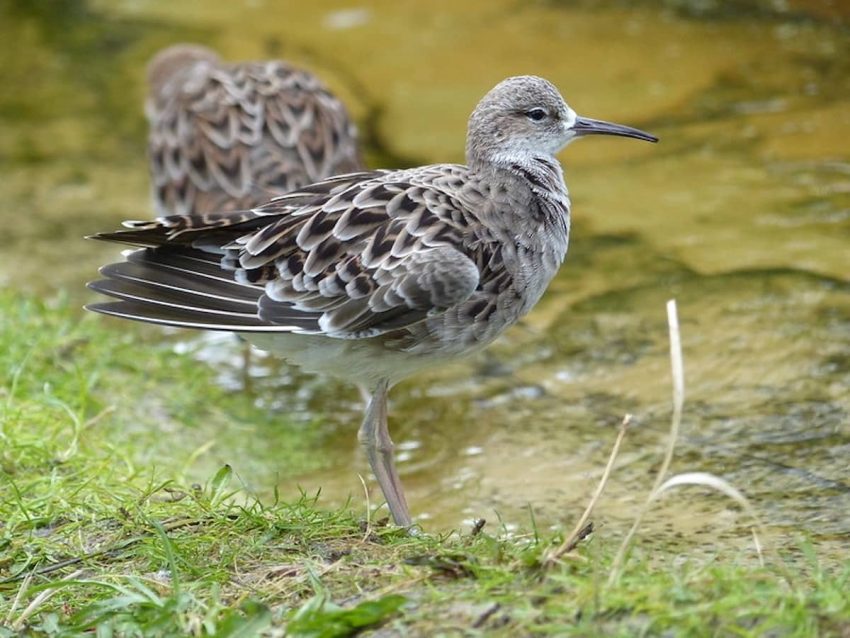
[1,1,848,557]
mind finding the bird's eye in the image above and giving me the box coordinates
[525,108,547,122]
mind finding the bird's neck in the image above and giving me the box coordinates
[471,151,568,201]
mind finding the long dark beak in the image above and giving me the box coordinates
[573,116,658,143]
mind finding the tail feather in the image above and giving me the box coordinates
[126,249,242,287]
[102,253,259,303]
[88,277,257,316]
[87,209,269,247]
[87,246,322,333]
[85,300,292,332]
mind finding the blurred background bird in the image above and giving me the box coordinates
[145,43,365,217]
[145,44,366,383]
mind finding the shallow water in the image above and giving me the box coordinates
[1,0,848,558]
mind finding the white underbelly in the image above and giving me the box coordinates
[245,331,450,388]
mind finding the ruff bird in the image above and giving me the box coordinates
[88,76,657,527]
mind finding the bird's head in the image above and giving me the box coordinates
[466,75,657,168]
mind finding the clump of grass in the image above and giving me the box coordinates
[2,291,849,636]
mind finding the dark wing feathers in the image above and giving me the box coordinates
[86,301,273,332]
[89,171,489,339]
[89,277,255,317]
[104,255,257,305]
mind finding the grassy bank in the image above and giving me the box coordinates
[1,291,848,636]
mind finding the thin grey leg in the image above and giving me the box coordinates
[357,379,412,527]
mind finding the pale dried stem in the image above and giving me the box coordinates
[9,569,85,630]
[544,414,631,567]
[4,570,33,625]
[358,473,372,542]
[607,299,684,586]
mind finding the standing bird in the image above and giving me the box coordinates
[146,44,364,216]
[88,76,657,527]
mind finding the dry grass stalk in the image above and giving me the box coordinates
[544,414,632,567]
[607,299,685,585]
[606,300,779,587]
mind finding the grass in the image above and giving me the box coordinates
[1,290,849,637]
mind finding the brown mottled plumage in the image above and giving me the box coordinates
[89,76,657,527]
[146,44,363,216]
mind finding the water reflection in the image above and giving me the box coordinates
[1,0,847,560]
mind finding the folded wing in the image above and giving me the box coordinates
[88,170,485,338]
